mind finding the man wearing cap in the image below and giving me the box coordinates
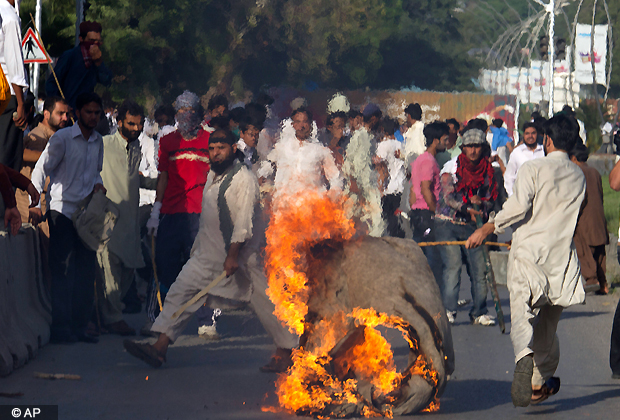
[145,91,216,337]
[124,129,297,372]
[435,128,497,327]
[467,115,585,406]
[46,21,112,111]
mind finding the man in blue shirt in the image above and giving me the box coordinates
[45,21,112,111]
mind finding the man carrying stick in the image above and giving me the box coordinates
[124,129,297,371]
[466,114,585,407]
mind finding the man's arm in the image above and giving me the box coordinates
[23,149,42,163]
[224,242,243,277]
[420,180,436,212]
[3,19,28,127]
[503,155,518,196]
[154,171,169,203]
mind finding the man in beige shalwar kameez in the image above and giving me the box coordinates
[467,115,586,407]
[124,129,297,371]
[98,100,157,335]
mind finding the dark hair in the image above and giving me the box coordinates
[75,92,102,111]
[207,94,228,112]
[481,142,492,158]
[465,118,488,133]
[531,111,542,120]
[209,115,231,130]
[569,142,589,162]
[348,109,362,119]
[209,128,237,146]
[79,21,102,39]
[405,103,422,120]
[492,118,503,128]
[245,102,267,129]
[363,109,382,124]
[255,93,274,107]
[326,111,347,127]
[291,107,313,122]
[446,118,460,130]
[561,105,576,118]
[239,115,258,133]
[522,121,538,133]
[543,114,579,152]
[381,118,399,136]
[423,121,450,147]
[154,104,175,122]
[229,107,246,123]
[117,100,144,122]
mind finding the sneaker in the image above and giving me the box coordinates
[457,299,470,307]
[472,314,496,326]
[446,311,456,324]
[198,324,220,340]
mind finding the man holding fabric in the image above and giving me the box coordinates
[124,129,297,371]
[467,114,585,406]
[96,100,156,336]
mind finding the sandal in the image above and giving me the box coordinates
[123,340,166,368]
[531,377,560,405]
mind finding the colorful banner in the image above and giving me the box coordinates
[574,23,608,86]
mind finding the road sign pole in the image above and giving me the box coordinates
[32,0,42,101]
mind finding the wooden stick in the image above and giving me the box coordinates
[417,241,510,248]
[29,13,75,124]
[171,271,227,319]
[34,372,81,380]
[151,235,163,312]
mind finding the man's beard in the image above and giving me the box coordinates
[120,125,141,142]
[210,155,235,175]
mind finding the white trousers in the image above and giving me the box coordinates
[509,279,563,386]
[151,253,298,349]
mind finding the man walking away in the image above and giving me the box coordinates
[467,114,585,406]
[30,92,106,344]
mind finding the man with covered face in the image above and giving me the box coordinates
[145,91,216,335]
[96,100,157,336]
[124,129,297,371]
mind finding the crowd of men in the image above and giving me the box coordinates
[0,9,619,409]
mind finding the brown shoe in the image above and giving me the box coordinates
[106,320,136,336]
[259,348,293,373]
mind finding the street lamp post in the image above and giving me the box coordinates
[547,0,555,116]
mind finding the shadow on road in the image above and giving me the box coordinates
[439,379,512,412]
[524,387,620,414]
[559,311,608,320]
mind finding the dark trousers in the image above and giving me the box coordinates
[382,194,405,238]
[147,212,201,322]
[48,210,96,337]
[410,209,442,285]
[611,298,620,375]
[0,97,23,171]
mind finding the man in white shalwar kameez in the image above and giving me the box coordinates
[124,129,297,371]
[467,115,586,407]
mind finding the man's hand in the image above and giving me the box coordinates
[466,223,495,249]
[469,195,482,206]
[93,183,107,194]
[29,207,42,226]
[26,184,40,207]
[13,103,26,128]
[4,206,21,236]
[146,201,162,236]
[90,44,103,64]
[223,254,239,277]
[466,207,482,222]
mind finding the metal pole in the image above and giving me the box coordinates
[32,0,42,102]
[548,0,556,116]
[75,0,84,46]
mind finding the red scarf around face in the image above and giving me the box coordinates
[455,153,498,203]
[80,41,95,69]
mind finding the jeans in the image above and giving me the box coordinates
[410,209,442,285]
[382,194,405,238]
[48,210,96,337]
[435,218,488,319]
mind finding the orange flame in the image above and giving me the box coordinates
[264,190,440,417]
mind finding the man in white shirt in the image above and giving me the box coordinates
[403,103,425,165]
[467,115,585,407]
[0,0,28,171]
[30,92,106,344]
[503,122,544,196]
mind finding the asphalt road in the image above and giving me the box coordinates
[1,279,619,420]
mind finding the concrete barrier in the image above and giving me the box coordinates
[0,224,51,377]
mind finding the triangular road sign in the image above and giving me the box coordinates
[22,27,48,64]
